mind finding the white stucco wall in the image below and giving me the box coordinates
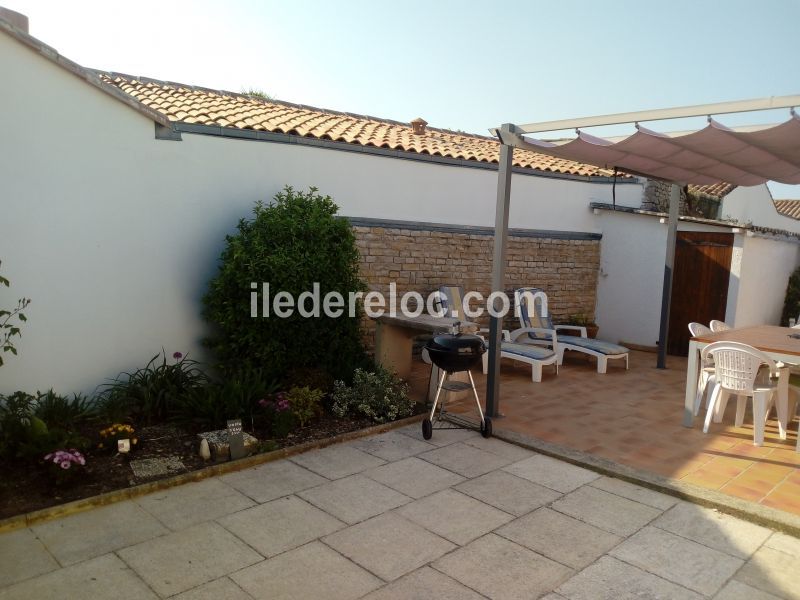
[0,31,644,394]
[728,234,800,327]
[722,185,800,234]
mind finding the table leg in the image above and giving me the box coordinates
[683,340,701,427]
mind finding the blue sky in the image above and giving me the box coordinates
[9,0,800,197]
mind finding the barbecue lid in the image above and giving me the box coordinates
[427,332,486,354]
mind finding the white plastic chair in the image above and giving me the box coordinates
[701,341,778,446]
[709,319,732,332]
[688,322,715,415]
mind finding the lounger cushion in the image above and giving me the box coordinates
[558,335,629,355]
[500,342,556,360]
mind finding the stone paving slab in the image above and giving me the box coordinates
[713,580,782,600]
[362,566,485,600]
[418,442,513,478]
[497,507,622,570]
[135,477,255,531]
[117,521,263,597]
[349,430,435,461]
[589,476,679,510]
[172,577,254,600]
[31,501,168,566]
[433,533,573,600]
[455,469,561,516]
[395,423,478,447]
[550,484,663,537]
[289,444,385,479]
[734,545,800,599]
[323,512,455,581]
[0,553,158,600]
[609,526,743,597]
[502,453,600,493]
[0,528,59,588]
[461,435,536,461]
[218,495,344,558]
[220,458,328,503]
[298,474,411,524]
[231,541,381,600]
[363,456,465,499]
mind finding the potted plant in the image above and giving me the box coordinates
[567,313,599,339]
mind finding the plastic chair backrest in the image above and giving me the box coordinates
[701,341,776,394]
[437,286,464,319]
[709,320,732,332]
[688,322,712,337]
[515,288,553,339]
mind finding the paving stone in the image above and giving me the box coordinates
[289,444,385,479]
[363,456,465,499]
[418,442,512,478]
[32,501,168,566]
[397,489,513,545]
[763,530,800,557]
[0,528,60,588]
[550,485,661,537]
[590,476,678,510]
[298,474,411,524]
[172,577,254,600]
[350,430,435,461]
[323,512,455,581]
[714,579,782,600]
[502,454,600,493]
[218,495,343,557]
[555,555,702,600]
[220,458,327,503]
[497,507,622,569]
[0,553,157,600]
[231,541,380,600]
[129,456,185,479]
[735,545,800,599]
[462,436,536,461]
[654,501,771,559]
[362,566,485,600]
[136,478,255,530]
[396,423,478,447]
[433,533,573,600]
[455,470,561,516]
[610,526,743,596]
[540,595,568,600]
[118,521,263,597]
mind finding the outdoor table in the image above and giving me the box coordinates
[683,325,799,436]
[374,314,477,380]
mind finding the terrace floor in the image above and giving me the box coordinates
[407,350,800,517]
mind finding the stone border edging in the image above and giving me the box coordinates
[0,414,424,534]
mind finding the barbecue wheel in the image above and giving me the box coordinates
[422,419,433,440]
[481,417,492,438]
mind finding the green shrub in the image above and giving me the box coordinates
[331,367,414,424]
[34,390,97,430]
[781,265,800,326]
[0,260,31,368]
[99,351,208,424]
[287,386,324,427]
[202,186,368,383]
[284,366,334,395]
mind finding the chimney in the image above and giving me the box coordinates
[0,7,29,33]
[410,117,428,135]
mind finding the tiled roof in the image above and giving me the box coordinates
[96,72,620,179]
[774,199,800,220]
[688,182,736,198]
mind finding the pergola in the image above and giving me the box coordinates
[485,95,800,423]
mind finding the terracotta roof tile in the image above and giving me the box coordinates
[774,199,800,220]
[688,182,736,198]
[96,72,619,179]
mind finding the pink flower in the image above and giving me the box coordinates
[60,462,70,470]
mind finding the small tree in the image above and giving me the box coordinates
[781,265,800,326]
[203,186,368,382]
[0,261,30,367]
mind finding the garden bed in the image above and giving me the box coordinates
[0,412,383,520]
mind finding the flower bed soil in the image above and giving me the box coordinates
[0,413,378,520]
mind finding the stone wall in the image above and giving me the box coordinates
[350,220,601,350]
[640,180,689,214]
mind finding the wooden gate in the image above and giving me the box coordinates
[667,231,734,356]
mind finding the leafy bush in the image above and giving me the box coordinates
[0,260,31,367]
[286,386,324,427]
[202,186,368,383]
[259,392,296,438]
[332,367,414,424]
[99,351,208,424]
[284,366,334,395]
[781,265,800,326]
[34,390,97,430]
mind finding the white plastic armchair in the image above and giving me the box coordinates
[688,322,715,415]
[701,341,779,446]
[709,319,732,332]
[509,327,559,354]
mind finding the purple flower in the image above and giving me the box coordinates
[173,351,183,360]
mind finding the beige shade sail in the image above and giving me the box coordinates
[519,113,800,186]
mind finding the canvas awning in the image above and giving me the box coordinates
[484,95,800,425]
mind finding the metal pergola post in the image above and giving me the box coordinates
[485,124,514,418]
[657,183,681,368]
